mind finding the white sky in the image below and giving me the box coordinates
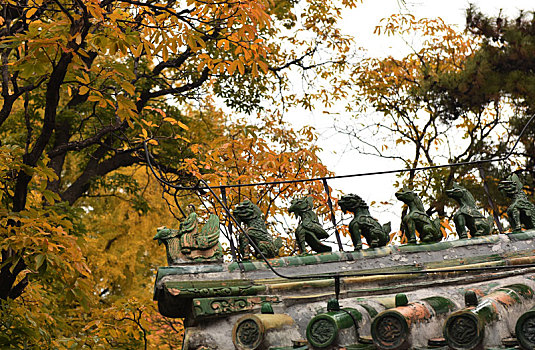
[344,0,535,58]
[293,0,535,236]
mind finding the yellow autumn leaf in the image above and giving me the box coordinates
[228,60,238,75]
[87,95,100,102]
[122,81,135,96]
[163,117,177,124]
[237,61,245,75]
[162,46,169,61]
[258,61,269,73]
[176,120,189,131]
[131,44,143,58]
[26,8,37,18]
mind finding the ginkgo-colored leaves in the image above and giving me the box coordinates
[127,0,272,77]
[172,110,333,238]
[3,0,280,144]
[0,146,89,284]
[0,0,366,347]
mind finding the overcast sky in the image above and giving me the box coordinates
[344,0,535,58]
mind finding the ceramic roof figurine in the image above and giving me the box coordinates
[288,196,332,254]
[395,187,442,244]
[153,204,221,264]
[446,183,493,238]
[499,173,535,233]
[338,193,390,250]
[234,199,282,259]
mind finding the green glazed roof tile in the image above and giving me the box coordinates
[156,264,224,281]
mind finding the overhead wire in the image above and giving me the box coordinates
[143,113,535,282]
[182,180,535,280]
[144,112,535,191]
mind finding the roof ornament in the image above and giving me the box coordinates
[446,183,493,238]
[338,193,390,250]
[288,196,332,254]
[395,187,442,244]
[234,200,282,259]
[153,204,222,264]
[464,290,479,307]
[498,173,535,232]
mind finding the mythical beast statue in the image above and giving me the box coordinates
[498,174,535,232]
[395,188,442,243]
[288,196,332,254]
[234,200,282,259]
[338,194,390,250]
[446,183,493,238]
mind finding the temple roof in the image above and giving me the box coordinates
[154,230,535,349]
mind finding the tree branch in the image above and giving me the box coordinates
[61,149,142,204]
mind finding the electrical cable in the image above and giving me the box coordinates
[154,174,535,281]
[322,178,344,252]
[143,113,535,191]
[143,113,535,284]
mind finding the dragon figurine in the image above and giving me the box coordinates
[338,194,390,250]
[288,196,332,254]
[395,188,442,244]
[498,174,535,232]
[233,200,282,259]
[446,183,493,238]
[153,204,222,264]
